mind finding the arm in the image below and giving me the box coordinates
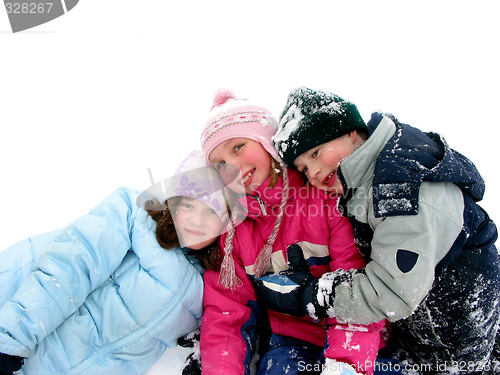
[326,196,366,271]
[323,199,385,374]
[332,182,465,324]
[0,187,140,358]
[254,183,465,324]
[200,237,258,375]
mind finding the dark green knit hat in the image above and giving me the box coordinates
[272,87,367,167]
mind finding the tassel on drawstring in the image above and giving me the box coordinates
[219,164,290,287]
[218,207,242,291]
[252,165,289,278]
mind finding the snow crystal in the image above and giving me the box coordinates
[342,332,361,351]
[266,358,273,370]
[377,198,413,215]
[377,182,412,198]
[334,323,369,332]
[305,302,319,321]
[272,104,304,143]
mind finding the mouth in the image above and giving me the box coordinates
[184,229,206,236]
[241,169,255,186]
[322,170,336,186]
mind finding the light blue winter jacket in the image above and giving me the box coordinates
[0,187,204,375]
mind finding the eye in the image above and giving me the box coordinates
[216,161,226,170]
[234,144,243,153]
[311,149,319,158]
[302,166,308,174]
[181,202,193,209]
[207,208,217,215]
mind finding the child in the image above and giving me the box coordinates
[255,86,500,372]
[199,89,387,375]
[0,150,231,375]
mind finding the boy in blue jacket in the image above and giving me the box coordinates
[255,87,499,373]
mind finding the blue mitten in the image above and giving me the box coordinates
[254,243,319,317]
[0,353,24,375]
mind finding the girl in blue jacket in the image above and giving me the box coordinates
[0,150,235,375]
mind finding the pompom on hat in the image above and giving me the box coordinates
[200,89,281,163]
[273,87,368,167]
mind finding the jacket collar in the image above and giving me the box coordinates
[338,115,396,191]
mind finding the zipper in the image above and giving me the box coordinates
[255,195,268,216]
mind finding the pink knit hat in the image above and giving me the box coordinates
[200,88,281,163]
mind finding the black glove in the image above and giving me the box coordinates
[254,244,326,318]
[0,353,24,375]
[177,329,201,375]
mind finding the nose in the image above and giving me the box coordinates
[190,209,205,227]
[309,164,321,178]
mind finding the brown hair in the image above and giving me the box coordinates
[269,157,282,188]
[146,197,222,271]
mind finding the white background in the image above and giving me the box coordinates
[0,2,499,373]
[1,2,498,251]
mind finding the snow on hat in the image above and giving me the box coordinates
[200,88,281,163]
[273,87,368,167]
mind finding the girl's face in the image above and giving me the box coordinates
[173,197,223,250]
[209,138,272,195]
[293,133,360,195]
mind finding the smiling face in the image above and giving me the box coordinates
[173,197,223,250]
[209,138,272,195]
[293,132,362,195]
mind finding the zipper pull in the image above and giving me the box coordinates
[257,196,268,216]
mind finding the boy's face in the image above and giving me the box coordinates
[293,133,359,195]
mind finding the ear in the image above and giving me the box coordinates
[347,131,358,144]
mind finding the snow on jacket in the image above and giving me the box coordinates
[0,187,204,375]
[331,113,500,365]
[200,169,386,375]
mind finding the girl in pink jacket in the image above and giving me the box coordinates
[199,89,387,375]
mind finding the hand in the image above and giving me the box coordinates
[0,353,24,375]
[254,243,317,316]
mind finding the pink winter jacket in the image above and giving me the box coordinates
[200,169,386,375]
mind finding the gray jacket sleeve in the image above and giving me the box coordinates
[333,182,465,324]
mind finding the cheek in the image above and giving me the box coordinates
[208,219,222,236]
[255,154,272,174]
[320,149,340,167]
[173,211,187,227]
